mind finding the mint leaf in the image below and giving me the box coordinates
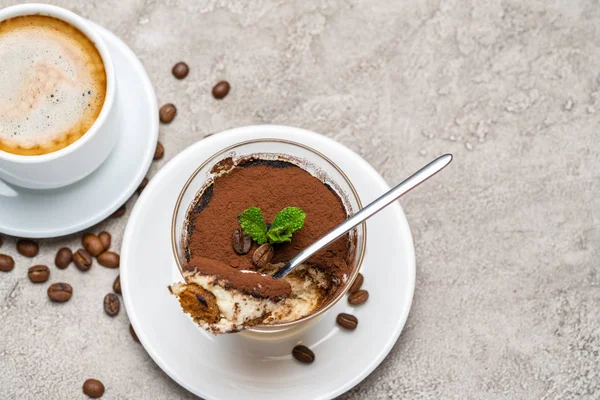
[238,207,268,244]
[267,207,306,244]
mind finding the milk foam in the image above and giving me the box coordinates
[0,16,106,155]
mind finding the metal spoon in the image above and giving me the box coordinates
[273,154,453,279]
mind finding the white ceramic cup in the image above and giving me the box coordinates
[0,3,117,189]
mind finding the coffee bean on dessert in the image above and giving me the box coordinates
[159,103,177,123]
[212,80,230,99]
[0,254,15,272]
[137,177,149,194]
[73,249,93,271]
[154,141,164,160]
[348,289,369,306]
[98,252,120,268]
[112,205,126,218]
[28,265,50,283]
[104,293,120,317]
[252,243,274,268]
[172,61,189,79]
[348,273,364,294]
[55,248,73,269]
[16,239,38,257]
[82,378,105,398]
[232,229,251,255]
[130,323,140,343]
[82,233,104,257]
[48,283,72,302]
[98,232,111,251]
[336,313,358,330]
[113,275,121,295]
[292,345,315,364]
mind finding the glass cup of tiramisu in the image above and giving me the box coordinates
[170,139,366,334]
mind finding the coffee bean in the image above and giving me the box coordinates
[130,323,140,343]
[172,62,189,79]
[98,252,120,268]
[154,141,164,160]
[73,249,92,271]
[0,235,3,248]
[104,293,120,317]
[113,275,121,295]
[292,345,315,364]
[111,204,126,218]
[159,103,177,123]
[48,283,72,302]
[137,177,149,194]
[0,254,15,272]
[82,378,105,398]
[55,248,72,269]
[82,233,104,257]
[98,232,111,251]
[232,229,251,255]
[212,80,230,99]
[252,243,274,268]
[16,239,38,257]
[28,265,50,283]
[348,289,369,306]
[336,313,358,330]
[348,273,364,294]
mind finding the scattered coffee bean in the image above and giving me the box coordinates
[16,239,38,257]
[82,233,104,257]
[47,283,72,302]
[98,252,120,268]
[348,289,369,305]
[336,313,358,330]
[98,232,111,251]
[82,378,105,398]
[73,249,93,271]
[292,345,315,364]
[137,177,149,194]
[232,229,251,255]
[348,273,364,294]
[159,103,177,123]
[0,254,15,272]
[172,61,189,79]
[113,275,121,295]
[55,248,73,269]
[154,141,164,160]
[104,293,120,317]
[28,265,50,283]
[252,243,274,268]
[130,323,140,343]
[111,205,126,218]
[212,80,230,99]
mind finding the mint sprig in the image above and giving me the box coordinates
[238,206,306,245]
[237,206,268,244]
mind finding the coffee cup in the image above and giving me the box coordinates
[0,4,117,189]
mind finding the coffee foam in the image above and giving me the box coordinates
[0,15,106,156]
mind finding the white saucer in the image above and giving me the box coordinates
[121,126,416,400]
[0,21,158,238]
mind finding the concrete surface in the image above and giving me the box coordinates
[1,0,599,398]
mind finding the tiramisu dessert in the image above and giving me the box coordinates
[169,157,354,334]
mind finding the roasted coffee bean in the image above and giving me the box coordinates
[47,283,72,302]
[28,265,50,283]
[348,273,364,294]
[212,80,230,99]
[348,289,369,305]
[292,345,315,364]
[55,248,72,269]
[82,378,105,398]
[130,323,140,343]
[98,252,120,268]
[16,239,38,257]
[73,249,92,271]
[336,313,358,330]
[159,103,177,123]
[104,293,120,316]
[252,243,274,268]
[82,233,104,257]
[137,177,149,194]
[111,205,126,218]
[172,62,189,79]
[232,229,251,255]
[0,254,15,272]
[113,275,121,295]
[154,141,164,160]
[98,232,111,251]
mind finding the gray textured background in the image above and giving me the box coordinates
[1,0,599,398]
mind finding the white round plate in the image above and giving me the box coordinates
[0,21,158,238]
[122,126,415,400]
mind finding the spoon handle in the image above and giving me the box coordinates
[273,154,453,279]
